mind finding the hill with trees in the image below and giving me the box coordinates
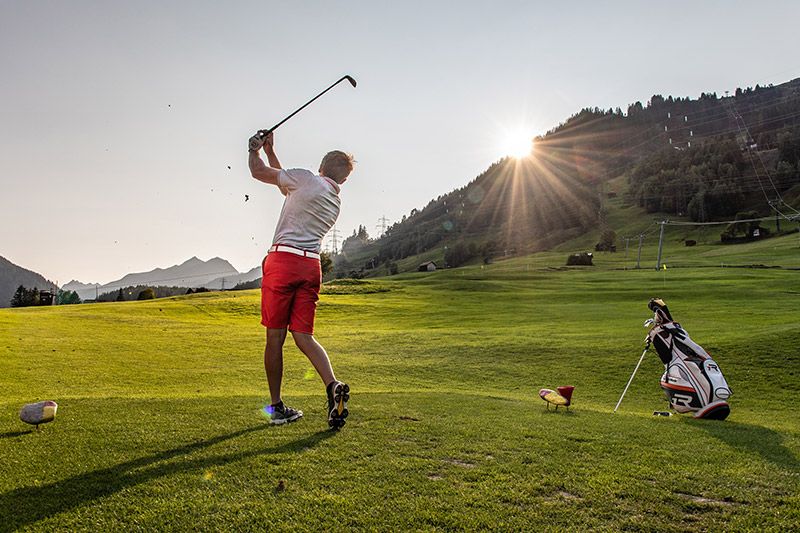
[0,256,57,308]
[334,78,800,276]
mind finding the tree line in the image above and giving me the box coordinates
[10,285,81,307]
[628,125,800,221]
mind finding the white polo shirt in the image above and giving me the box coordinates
[271,168,341,253]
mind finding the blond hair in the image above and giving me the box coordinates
[320,151,355,183]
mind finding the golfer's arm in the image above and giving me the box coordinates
[265,145,282,170]
[249,150,280,186]
[264,146,290,195]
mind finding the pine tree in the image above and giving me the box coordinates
[10,285,25,307]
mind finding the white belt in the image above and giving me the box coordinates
[269,244,320,259]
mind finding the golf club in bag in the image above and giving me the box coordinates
[249,75,357,151]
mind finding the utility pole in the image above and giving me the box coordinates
[221,278,226,291]
[329,225,341,254]
[655,221,666,270]
[636,234,643,270]
[376,215,390,237]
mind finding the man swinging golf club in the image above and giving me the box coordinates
[248,131,352,429]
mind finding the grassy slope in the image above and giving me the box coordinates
[1,238,799,531]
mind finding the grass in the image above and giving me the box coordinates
[1,235,799,531]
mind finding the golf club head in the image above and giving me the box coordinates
[344,75,357,88]
[643,318,655,328]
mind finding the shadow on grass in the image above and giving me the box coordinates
[0,425,336,531]
[0,430,33,439]
[690,419,799,470]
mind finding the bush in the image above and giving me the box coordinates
[320,251,334,276]
[137,288,155,300]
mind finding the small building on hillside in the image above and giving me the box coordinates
[566,252,593,266]
[38,290,54,306]
[418,261,437,272]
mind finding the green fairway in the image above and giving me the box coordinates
[1,240,799,531]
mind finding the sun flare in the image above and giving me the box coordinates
[500,130,534,159]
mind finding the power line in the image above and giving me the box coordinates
[725,99,800,219]
[588,93,800,180]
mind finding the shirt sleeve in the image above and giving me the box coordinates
[278,168,315,192]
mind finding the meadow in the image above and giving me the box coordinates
[1,233,798,531]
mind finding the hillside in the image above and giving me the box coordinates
[334,78,800,276]
[0,256,56,308]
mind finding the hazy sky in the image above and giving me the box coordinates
[2,1,799,284]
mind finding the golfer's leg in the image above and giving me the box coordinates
[265,328,288,404]
[291,332,336,386]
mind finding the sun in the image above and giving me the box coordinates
[499,129,534,159]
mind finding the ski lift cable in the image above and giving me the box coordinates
[598,93,800,163]
[597,110,800,181]
[730,103,785,195]
[726,100,800,218]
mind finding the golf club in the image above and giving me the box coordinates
[613,342,650,413]
[249,75,357,151]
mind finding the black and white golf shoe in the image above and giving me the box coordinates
[267,402,303,425]
[327,381,350,430]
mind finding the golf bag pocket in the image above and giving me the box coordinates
[660,357,731,415]
[702,359,732,401]
[660,362,703,413]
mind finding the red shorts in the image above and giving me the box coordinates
[261,250,322,334]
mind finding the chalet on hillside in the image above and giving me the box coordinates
[418,261,437,272]
[38,290,54,306]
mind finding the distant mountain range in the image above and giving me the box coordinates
[0,256,58,308]
[62,257,260,301]
[0,256,261,306]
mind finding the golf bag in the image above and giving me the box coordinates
[647,299,732,420]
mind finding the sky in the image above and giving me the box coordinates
[2,0,799,284]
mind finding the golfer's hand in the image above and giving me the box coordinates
[248,133,265,152]
[262,131,274,150]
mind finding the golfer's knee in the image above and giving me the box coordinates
[291,331,313,349]
[266,328,287,347]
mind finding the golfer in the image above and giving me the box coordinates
[248,131,352,428]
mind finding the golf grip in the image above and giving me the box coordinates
[249,130,272,152]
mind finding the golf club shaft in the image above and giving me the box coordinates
[613,346,649,413]
[262,76,354,135]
